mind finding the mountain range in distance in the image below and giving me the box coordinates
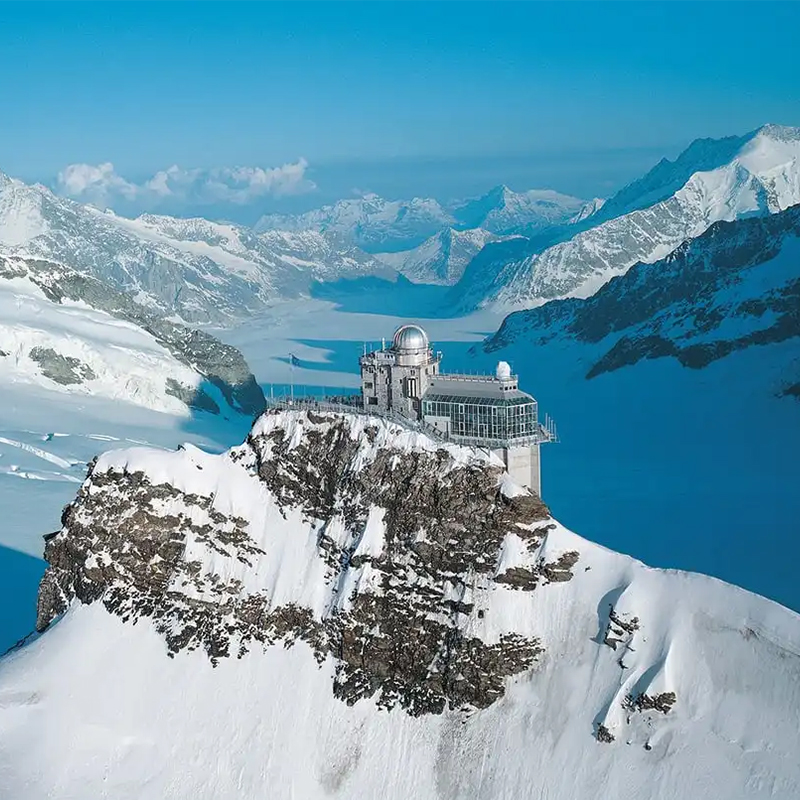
[2,123,798,328]
[484,202,800,394]
[256,184,592,252]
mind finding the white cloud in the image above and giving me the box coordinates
[57,162,141,202]
[55,159,316,209]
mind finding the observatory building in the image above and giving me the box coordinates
[359,324,555,496]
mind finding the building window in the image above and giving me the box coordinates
[364,381,373,389]
[368,396,378,405]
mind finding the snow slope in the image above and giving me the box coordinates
[451,124,800,310]
[0,253,265,417]
[0,173,391,322]
[0,409,798,799]
[0,272,210,414]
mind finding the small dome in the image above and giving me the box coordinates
[496,361,512,380]
[392,324,429,352]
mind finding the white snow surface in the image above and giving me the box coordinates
[0,410,798,799]
[0,269,204,414]
[479,125,800,309]
[375,227,506,284]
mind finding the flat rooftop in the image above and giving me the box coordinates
[424,375,533,403]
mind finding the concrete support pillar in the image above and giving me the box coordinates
[498,444,542,497]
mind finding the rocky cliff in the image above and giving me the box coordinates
[37,410,566,715]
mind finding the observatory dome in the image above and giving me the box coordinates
[392,324,429,352]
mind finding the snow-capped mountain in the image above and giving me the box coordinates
[0,253,265,416]
[450,184,585,235]
[452,124,800,311]
[375,227,507,285]
[256,185,585,253]
[484,203,800,392]
[1,408,798,799]
[256,193,456,252]
[0,173,392,323]
[570,196,606,223]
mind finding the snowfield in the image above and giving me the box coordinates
[0,273,208,414]
[0,411,798,800]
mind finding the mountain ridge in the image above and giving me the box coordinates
[256,184,585,252]
[483,202,800,391]
[0,173,393,323]
[0,253,265,415]
[449,123,800,312]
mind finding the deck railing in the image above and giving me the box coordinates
[264,396,557,448]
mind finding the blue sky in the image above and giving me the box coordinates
[1,1,798,217]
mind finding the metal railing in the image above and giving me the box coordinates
[264,396,558,448]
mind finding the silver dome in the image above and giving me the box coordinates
[392,324,429,352]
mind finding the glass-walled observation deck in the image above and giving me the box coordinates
[421,391,539,445]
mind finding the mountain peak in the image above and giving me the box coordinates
[5,405,799,797]
[754,122,800,143]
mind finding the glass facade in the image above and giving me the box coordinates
[422,393,538,443]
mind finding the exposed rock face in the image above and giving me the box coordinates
[486,204,800,380]
[781,382,800,400]
[624,691,677,715]
[28,346,97,385]
[0,254,265,415]
[165,378,220,414]
[37,410,576,717]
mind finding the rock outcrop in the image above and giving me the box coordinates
[37,410,574,716]
[28,346,96,385]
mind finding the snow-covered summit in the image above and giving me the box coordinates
[1,408,798,799]
[570,196,606,223]
[453,124,800,310]
[256,193,456,252]
[450,184,585,236]
[375,226,509,284]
